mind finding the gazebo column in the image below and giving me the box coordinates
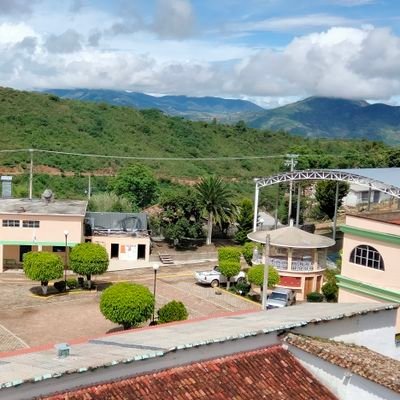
[287,248,293,271]
[313,248,318,271]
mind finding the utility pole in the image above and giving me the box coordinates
[285,154,298,224]
[253,179,260,232]
[29,149,34,200]
[88,175,92,199]
[332,181,339,240]
[262,234,270,310]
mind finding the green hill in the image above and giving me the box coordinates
[248,97,400,144]
[0,87,394,185]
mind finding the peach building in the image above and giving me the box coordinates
[338,212,400,333]
[0,198,151,272]
[248,224,335,301]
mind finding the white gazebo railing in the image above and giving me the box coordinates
[269,257,288,270]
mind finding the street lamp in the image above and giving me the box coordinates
[151,262,160,325]
[64,230,69,290]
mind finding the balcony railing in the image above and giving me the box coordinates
[267,257,327,272]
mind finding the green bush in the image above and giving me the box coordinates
[242,242,261,266]
[232,280,251,296]
[322,281,338,302]
[247,265,280,288]
[218,247,241,263]
[69,243,109,287]
[23,251,64,294]
[218,260,241,289]
[307,292,324,302]
[67,278,78,289]
[100,282,154,329]
[54,280,66,292]
[157,300,188,324]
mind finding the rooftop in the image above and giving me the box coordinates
[284,333,400,394]
[348,211,400,226]
[42,345,337,400]
[248,225,335,248]
[0,303,397,395]
[0,198,87,216]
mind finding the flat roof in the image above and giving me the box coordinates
[0,303,397,392]
[0,199,87,216]
[348,211,400,226]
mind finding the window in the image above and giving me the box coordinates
[350,245,384,270]
[2,220,20,227]
[53,246,66,253]
[22,220,40,228]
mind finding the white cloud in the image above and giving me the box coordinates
[229,14,357,32]
[45,29,82,53]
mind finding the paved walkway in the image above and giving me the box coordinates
[0,325,28,353]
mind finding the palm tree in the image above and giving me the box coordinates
[195,176,237,245]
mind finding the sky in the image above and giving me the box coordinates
[0,0,399,107]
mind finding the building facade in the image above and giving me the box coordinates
[338,212,400,332]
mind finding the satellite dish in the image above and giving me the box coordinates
[42,189,53,204]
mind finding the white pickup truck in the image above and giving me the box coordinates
[195,266,246,288]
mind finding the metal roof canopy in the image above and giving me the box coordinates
[255,168,400,199]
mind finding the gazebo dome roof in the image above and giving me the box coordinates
[247,226,335,249]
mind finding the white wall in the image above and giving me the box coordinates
[295,309,400,359]
[288,346,399,400]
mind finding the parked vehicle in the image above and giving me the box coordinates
[195,266,246,288]
[266,288,296,309]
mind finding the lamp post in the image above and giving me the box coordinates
[262,234,270,310]
[64,230,69,289]
[151,262,159,325]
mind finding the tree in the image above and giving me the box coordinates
[100,282,154,329]
[69,243,109,288]
[218,247,242,289]
[195,176,237,245]
[242,242,261,266]
[113,164,158,209]
[157,300,188,324]
[247,265,280,300]
[23,251,64,295]
[88,192,132,212]
[234,198,253,244]
[160,187,203,244]
[315,181,349,220]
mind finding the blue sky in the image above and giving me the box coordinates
[0,0,399,107]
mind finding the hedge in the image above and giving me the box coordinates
[157,300,188,324]
[247,265,280,288]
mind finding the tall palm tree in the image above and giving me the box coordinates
[195,176,237,245]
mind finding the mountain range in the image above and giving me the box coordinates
[44,89,400,144]
[44,89,263,122]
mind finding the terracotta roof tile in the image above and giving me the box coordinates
[283,333,400,394]
[41,345,337,400]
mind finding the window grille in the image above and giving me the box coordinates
[350,245,384,270]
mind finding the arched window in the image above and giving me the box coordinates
[350,245,384,271]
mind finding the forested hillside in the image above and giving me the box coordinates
[0,86,398,202]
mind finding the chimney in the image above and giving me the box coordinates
[1,176,12,198]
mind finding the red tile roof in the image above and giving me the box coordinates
[42,345,337,400]
[284,333,400,394]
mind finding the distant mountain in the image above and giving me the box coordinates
[247,97,400,144]
[43,89,264,121]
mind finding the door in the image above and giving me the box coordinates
[315,275,322,292]
[111,243,119,259]
[19,245,32,262]
[304,277,314,297]
[137,244,146,260]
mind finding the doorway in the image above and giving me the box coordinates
[19,245,32,262]
[111,243,119,259]
[304,277,314,296]
[138,244,146,260]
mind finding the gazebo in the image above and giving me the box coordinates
[248,223,335,301]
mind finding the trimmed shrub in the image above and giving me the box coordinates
[100,282,154,329]
[219,260,241,289]
[67,278,78,289]
[247,265,280,288]
[218,247,241,263]
[23,251,64,295]
[69,243,109,288]
[242,242,259,266]
[307,292,324,302]
[322,281,338,302]
[158,300,188,324]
